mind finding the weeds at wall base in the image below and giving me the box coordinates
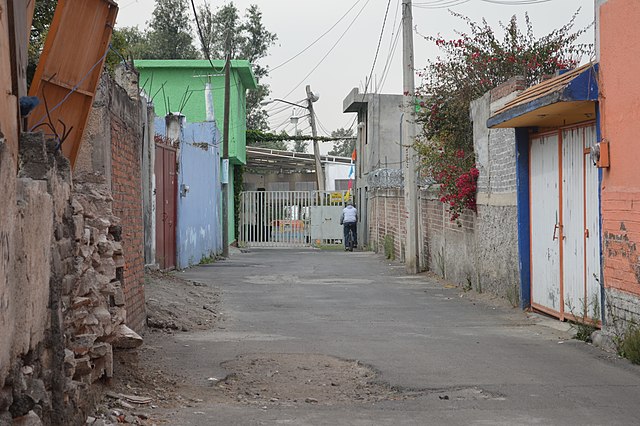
[620,328,640,364]
[383,234,395,261]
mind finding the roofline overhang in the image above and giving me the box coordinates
[487,63,599,129]
[134,59,258,90]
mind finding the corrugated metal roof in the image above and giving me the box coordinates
[246,147,351,173]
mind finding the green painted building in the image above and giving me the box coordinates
[136,59,257,244]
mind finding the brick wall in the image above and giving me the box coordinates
[602,191,640,296]
[367,188,406,261]
[367,186,476,286]
[110,89,145,332]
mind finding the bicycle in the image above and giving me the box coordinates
[344,222,356,252]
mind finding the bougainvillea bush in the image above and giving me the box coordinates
[415,11,591,223]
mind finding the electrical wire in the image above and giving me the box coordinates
[270,0,365,72]
[375,0,402,93]
[364,0,393,95]
[279,0,372,101]
[190,0,217,71]
[377,19,402,92]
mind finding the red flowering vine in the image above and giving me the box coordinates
[414,10,591,223]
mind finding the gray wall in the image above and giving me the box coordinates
[470,89,520,302]
[343,88,404,246]
[244,172,317,191]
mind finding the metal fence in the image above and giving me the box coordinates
[239,191,349,247]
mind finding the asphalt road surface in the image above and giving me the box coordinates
[150,248,640,425]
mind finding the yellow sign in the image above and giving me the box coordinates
[330,192,343,203]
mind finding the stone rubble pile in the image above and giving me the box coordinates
[61,176,143,391]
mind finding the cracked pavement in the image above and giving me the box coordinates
[144,248,640,425]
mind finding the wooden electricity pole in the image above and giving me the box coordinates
[222,44,231,258]
[306,85,325,192]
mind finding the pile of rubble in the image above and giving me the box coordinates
[62,176,143,389]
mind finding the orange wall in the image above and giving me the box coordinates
[599,0,640,296]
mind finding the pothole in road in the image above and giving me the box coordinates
[213,353,503,407]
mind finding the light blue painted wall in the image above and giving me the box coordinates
[156,117,222,269]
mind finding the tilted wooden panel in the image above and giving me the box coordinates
[27,0,117,168]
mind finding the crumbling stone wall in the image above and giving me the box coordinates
[1,133,141,425]
[76,70,147,333]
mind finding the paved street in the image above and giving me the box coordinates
[150,248,640,425]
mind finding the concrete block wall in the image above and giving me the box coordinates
[421,187,477,287]
[469,80,522,301]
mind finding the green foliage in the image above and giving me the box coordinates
[197,3,277,130]
[28,0,57,87]
[246,130,347,148]
[108,26,155,63]
[328,128,356,157]
[199,254,216,265]
[566,295,600,342]
[293,138,308,153]
[415,10,592,221]
[621,327,640,365]
[383,235,395,261]
[145,0,199,59]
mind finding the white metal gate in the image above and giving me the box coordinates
[530,124,601,321]
[239,191,349,247]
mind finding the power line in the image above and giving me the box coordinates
[364,0,393,95]
[279,0,372,100]
[377,17,402,92]
[190,0,217,71]
[270,0,365,72]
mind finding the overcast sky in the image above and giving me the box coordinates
[116,0,594,151]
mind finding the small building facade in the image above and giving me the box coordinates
[488,64,602,322]
[136,60,257,244]
[342,89,404,246]
[597,0,640,327]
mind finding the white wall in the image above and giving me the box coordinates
[324,162,352,191]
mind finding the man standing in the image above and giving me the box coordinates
[340,200,358,251]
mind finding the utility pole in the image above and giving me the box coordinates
[221,44,231,258]
[306,85,325,192]
[402,0,419,274]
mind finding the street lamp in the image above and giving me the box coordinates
[261,86,325,191]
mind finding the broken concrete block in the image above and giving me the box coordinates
[71,197,84,214]
[113,254,125,268]
[73,356,93,378]
[70,334,97,356]
[12,410,43,426]
[92,306,111,327]
[113,285,125,306]
[72,297,93,309]
[89,342,111,359]
[105,324,143,349]
[72,214,84,240]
